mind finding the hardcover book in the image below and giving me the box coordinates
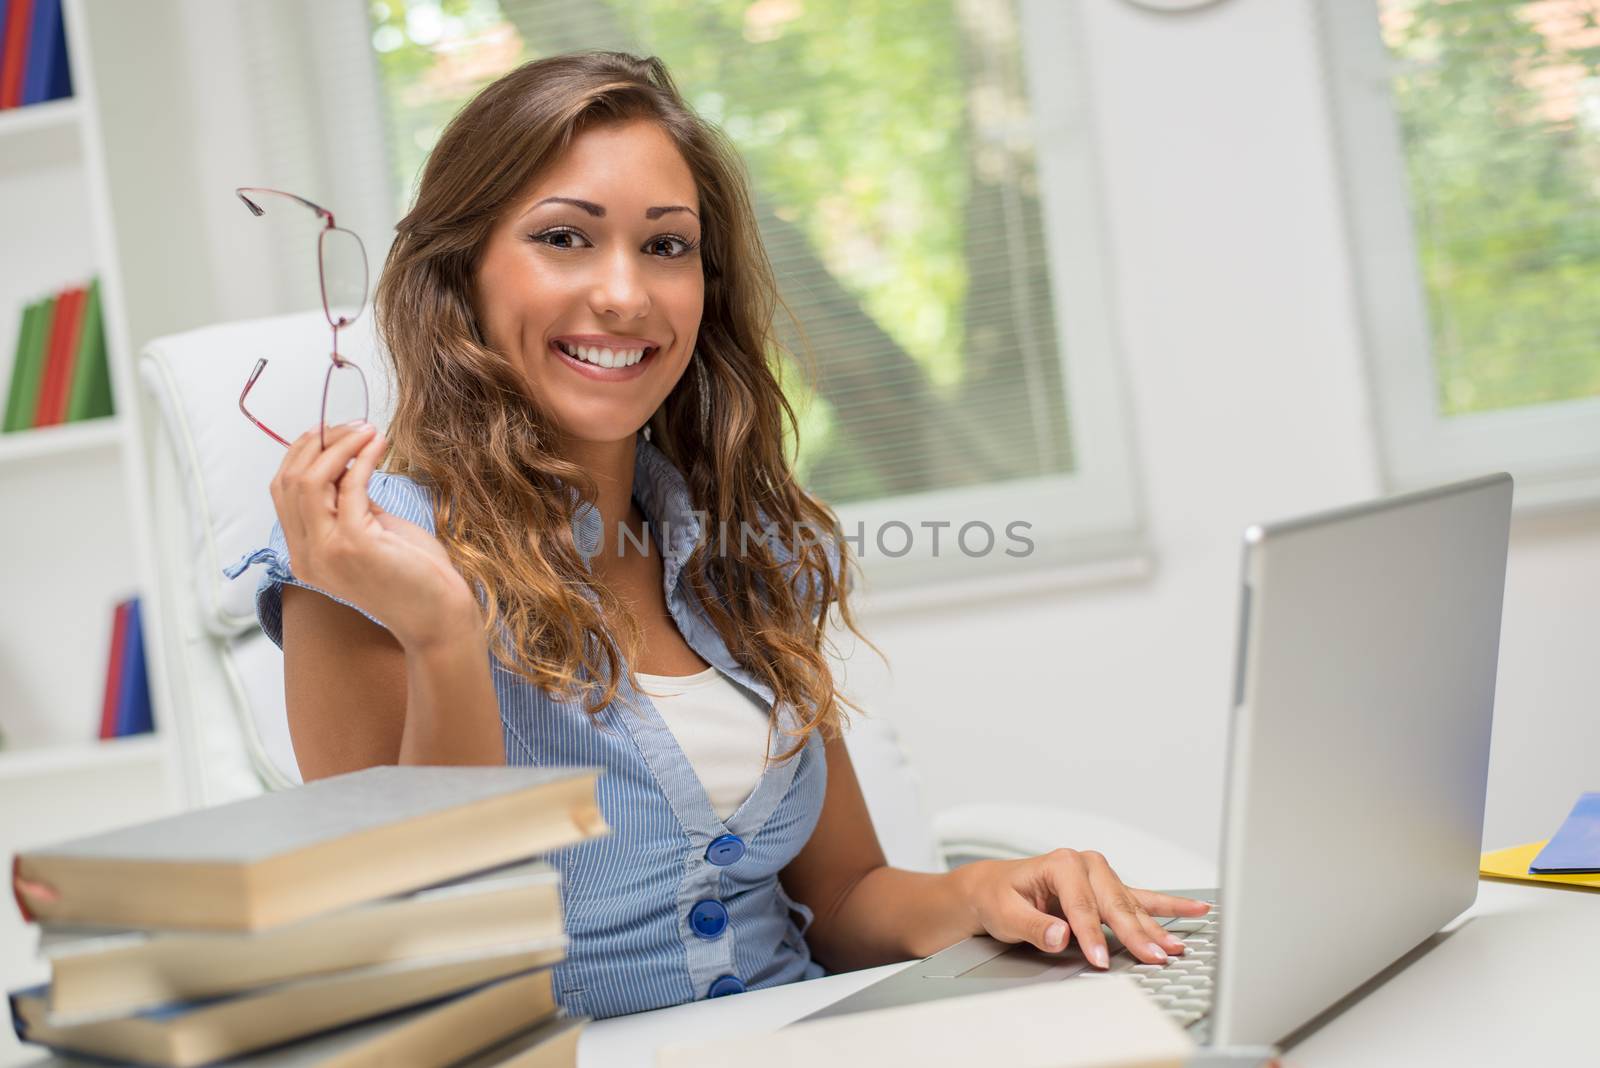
[11,942,563,1068]
[39,860,563,1023]
[14,765,606,931]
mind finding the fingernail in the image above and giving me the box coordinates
[1146,942,1170,962]
[344,419,371,429]
[1090,944,1109,968]
[1045,922,1066,949]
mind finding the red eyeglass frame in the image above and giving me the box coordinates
[235,187,370,450]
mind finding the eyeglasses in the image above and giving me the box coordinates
[235,187,370,450]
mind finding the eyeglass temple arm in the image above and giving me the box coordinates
[235,187,337,228]
[239,357,293,448]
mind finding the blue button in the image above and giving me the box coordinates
[707,974,745,998]
[690,898,729,939]
[705,834,746,866]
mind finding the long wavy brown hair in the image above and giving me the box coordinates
[373,50,880,760]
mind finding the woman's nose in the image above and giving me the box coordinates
[589,246,651,320]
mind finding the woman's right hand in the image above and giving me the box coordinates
[270,423,478,652]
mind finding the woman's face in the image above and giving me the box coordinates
[475,118,705,447]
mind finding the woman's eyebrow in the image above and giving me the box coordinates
[530,196,603,216]
[528,196,698,220]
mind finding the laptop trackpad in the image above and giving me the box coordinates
[960,943,1088,979]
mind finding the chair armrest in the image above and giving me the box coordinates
[932,802,1217,889]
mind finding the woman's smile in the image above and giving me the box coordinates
[549,333,663,381]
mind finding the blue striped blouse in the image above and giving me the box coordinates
[223,436,829,1018]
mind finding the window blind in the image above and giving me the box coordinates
[368,0,1076,509]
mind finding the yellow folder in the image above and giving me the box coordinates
[1480,841,1600,890]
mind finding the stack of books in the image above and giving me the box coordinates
[9,764,609,1066]
[3,278,113,435]
[0,0,72,111]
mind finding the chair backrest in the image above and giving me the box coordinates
[135,310,941,869]
[139,309,393,803]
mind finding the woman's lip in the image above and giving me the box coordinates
[549,340,657,381]
[554,335,662,348]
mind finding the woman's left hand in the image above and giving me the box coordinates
[955,848,1211,968]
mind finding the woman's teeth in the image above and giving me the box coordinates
[556,341,649,368]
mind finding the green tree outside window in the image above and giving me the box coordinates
[367,0,1074,503]
[1382,0,1600,415]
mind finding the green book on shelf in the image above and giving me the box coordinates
[3,299,47,433]
[1,301,31,432]
[65,278,112,423]
[11,296,55,433]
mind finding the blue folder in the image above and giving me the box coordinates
[1529,793,1600,874]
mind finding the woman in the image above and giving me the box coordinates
[227,51,1206,1018]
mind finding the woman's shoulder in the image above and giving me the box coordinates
[221,469,442,648]
[365,469,437,532]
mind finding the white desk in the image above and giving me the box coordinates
[579,880,1594,1067]
[1,880,1587,1067]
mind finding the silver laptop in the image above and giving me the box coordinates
[798,473,1514,1052]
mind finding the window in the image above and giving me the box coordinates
[368,0,1144,588]
[1323,0,1600,507]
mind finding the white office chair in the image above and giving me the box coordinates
[136,309,1214,885]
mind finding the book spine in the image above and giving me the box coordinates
[3,299,37,433]
[48,286,85,425]
[114,597,153,737]
[64,279,105,423]
[7,979,25,1044]
[0,0,31,109]
[0,4,8,110]
[88,282,111,417]
[32,288,74,427]
[100,599,130,741]
[50,289,84,428]
[19,0,54,104]
[41,287,82,425]
[11,295,51,431]
[42,0,63,100]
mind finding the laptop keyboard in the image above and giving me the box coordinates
[1072,903,1220,1033]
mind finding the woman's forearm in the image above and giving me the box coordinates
[808,863,985,972]
[398,629,505,765]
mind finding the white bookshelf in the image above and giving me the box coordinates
[0,732,164,782]
[0,94,77,138]
[0,3,178,772]
[0,1,181,1043]
[0,413,120,465]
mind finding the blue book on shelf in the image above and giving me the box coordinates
[21,0,69,106]
[1529,793,1600,874]
[112,596,153,737]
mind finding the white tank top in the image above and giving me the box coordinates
[634,665,771,821]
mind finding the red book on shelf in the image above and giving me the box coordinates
[45,284,86,425]
[99,599,131,741]
[33,285,82,427]
[0,0,33,109]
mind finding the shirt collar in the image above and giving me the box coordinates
[571,435,703,596]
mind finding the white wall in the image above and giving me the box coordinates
[85,0,1600,862]
[847,0,1600,864]
[81,0,393,360]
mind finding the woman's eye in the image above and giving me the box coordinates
[531,227,590,250]
[648,235,696,258]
